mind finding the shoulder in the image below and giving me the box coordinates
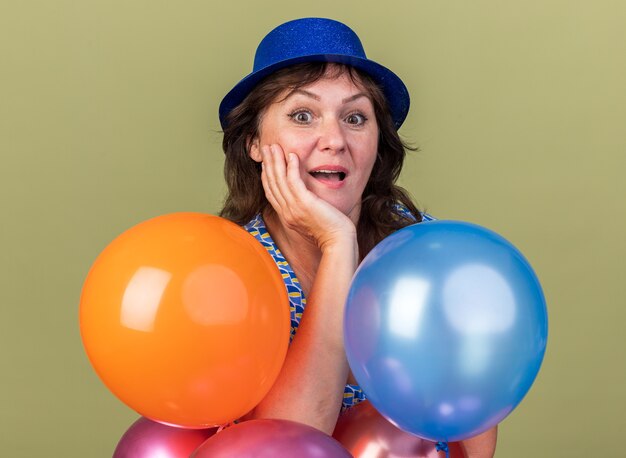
[242,213,272,242]
[242,213,275,249]
[242,213,263,232]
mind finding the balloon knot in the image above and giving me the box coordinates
[436,441,450,455]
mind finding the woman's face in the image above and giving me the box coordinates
[249,70,379,221]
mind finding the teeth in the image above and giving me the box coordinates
[310,170,346,181]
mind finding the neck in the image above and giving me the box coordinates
[262,209,322,296]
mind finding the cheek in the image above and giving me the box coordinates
[356,138,379,176]
[259,125,315,155]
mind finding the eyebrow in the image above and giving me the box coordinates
[289,89,320,101]
[342,93,368,104]
[287,89,368,104]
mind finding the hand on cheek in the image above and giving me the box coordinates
[260,144,356,250]
[261,144,290,210]
[261,144,305,221]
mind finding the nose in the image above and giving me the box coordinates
[317,118,346,154]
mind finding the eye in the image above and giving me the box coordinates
[288,109,313,125]
[345,112,368,126]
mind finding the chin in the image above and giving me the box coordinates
[316,194,350,213]
[307,183,361,220]
[326,198,361,220]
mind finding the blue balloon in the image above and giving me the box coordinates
[344,220,548,442]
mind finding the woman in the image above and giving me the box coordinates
[218,18,497,457]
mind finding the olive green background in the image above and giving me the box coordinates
[1,1,624,456]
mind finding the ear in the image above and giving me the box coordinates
[247,136,262,162]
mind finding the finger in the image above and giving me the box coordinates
[286,152,311,201]
[268,144,293,202]
[268,144,301,215]
[267,145,309,226]
[272,145,314,215]
[261,145,287,209]
[282,151,321,230]
[260,164,284,213]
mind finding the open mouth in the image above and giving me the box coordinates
[309,170,347,182]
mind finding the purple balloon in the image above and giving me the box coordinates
[113,417,216,458]
[192,419,352,458]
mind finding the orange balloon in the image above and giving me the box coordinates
[79,213,290,428]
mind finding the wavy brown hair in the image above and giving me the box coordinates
[220,62,422,260]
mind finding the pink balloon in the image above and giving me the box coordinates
[192,419,352,458]
[333,402,467,458]
[113,417,216,458]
